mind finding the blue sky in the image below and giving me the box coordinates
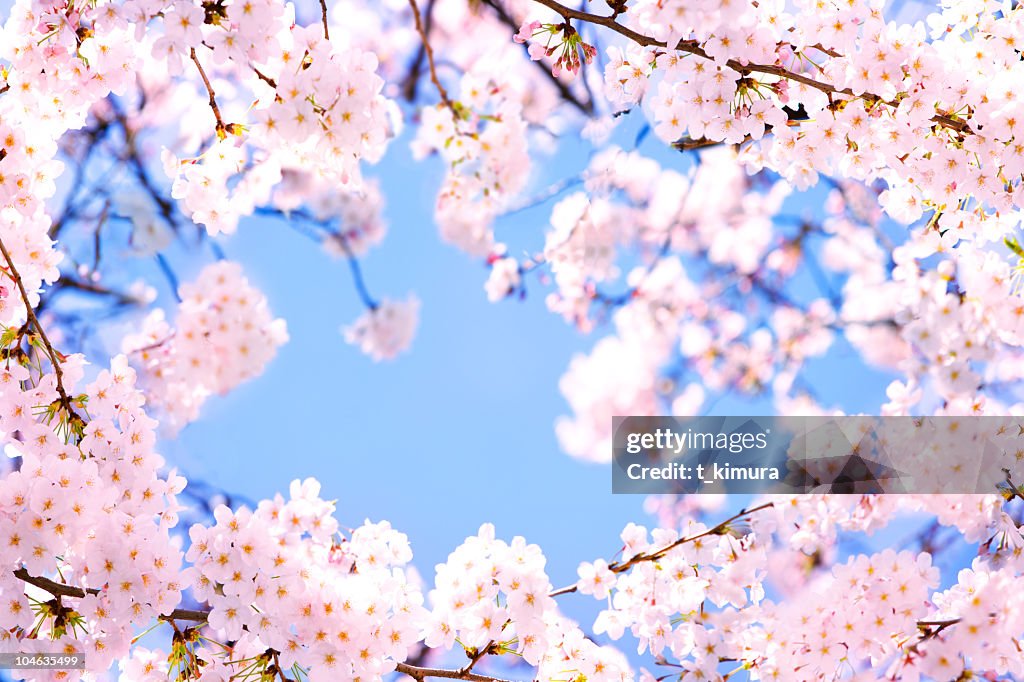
[152,112,904,609]
[160,125,651,589]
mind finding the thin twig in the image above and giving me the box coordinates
[190,47,226,136]
[331,232,378,311]
[115,115,179,231]
[401,0,436,102]
[460,643,493,677]
[395,662,522,682]
[0,235,79,418]
[252,66,278,90]
[905,617,964,657]
[318,0,330,40]
[271,652,292,682]
[549,502,775,596]
[407,0,456,114]
[255,207,379,310]
[156,253,183,303]
[92,199,110,272]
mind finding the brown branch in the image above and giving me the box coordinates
[407,0,456,114]
[189,47,226,137]
[401,0,436,102]
[168,619,204,678]
[395,662,522,682]
[13,568,208,622]
[0,235,79,419]
[904,617,964,658]
[527,0,970,135]
[318,0,330,40]
[92,199,109,272]
[271,652,292,682]
[549,502,775,596]
[673,135,752,152]
[917,619,961,628]
[252,66,278,90]
[460,641,495,678]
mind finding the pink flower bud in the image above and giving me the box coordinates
[773,79,790,104]
[513,20,541,44]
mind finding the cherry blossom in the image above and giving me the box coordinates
[1,0,1024,680]
[343,295,420,362]
[123,261,288,432]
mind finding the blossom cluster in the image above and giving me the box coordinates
[508,141,1024,459]
[123,261,288,432]
[128,0,399,236]
[0,354,188,673]
[343,295,420,362]
[538,147,816,462]
[427,523,631,680]
[185,480,425,681]
[455,0,1024,452]
[563,0,1024,221]
[515,20,597,79]
[575,520,770,667]
[584,492,1024,681]
[0,0,142,326]
[411,77,531,257]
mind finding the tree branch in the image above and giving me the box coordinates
[190,47,226,137]
[526,0,970,135]
[318,0,330,40]
[407,0,456,113]
[13,568,208,623]
[332,232,379,310]
[252,66,278,89]
[549,502,775,596]
[395,662,523,682]
[0,234,80,420]
[401,0,436,102]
